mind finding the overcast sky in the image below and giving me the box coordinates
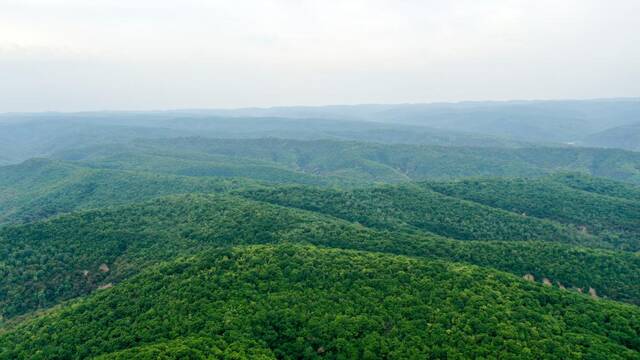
[1,0,638,111]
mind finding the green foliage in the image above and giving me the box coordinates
[56,137,640,184]
[0,159,263,224]
[0,194,320,318]
[286,222,640,306]
[1,194,639,324]
[92,337,276,360]
[239,184,600,246]
[3,133,640,358]
[426,174,640,251]
[1,245,639,359]
[550,172,640,202]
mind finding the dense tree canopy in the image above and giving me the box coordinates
[2,134,640,358]
[1,194,639,323]
[426,176,640,251]
[1,245,639,359]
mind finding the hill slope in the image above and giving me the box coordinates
[581,122,640,151]
[239,174,640,252]
[239,185,595,246]
[0,114,528,165]
[425,175,640,251]
[56,137,640,184]
[0,159,262,224]
[196,99,640,145]
[1,244,639,359]
[1,194,639,323]
[3,159,638,252]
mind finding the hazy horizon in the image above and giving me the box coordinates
[2,0,639,112]
[0,96,638,116]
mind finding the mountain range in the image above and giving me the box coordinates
[1,99,640,358]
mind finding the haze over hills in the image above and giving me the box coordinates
[581,122,640,151]
[184,98,640,144]
[0,113,527,166]
[1,98,639,168]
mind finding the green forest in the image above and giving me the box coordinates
[2,111,640,359]
[3,245,640,359]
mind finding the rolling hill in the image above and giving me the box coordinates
[425,175,640,251]
[53,137,640,184]
[3,158,639,252]
[0,158,263,224]
[190,98,640,145]
[581,122,640,151]
[2,111,640,358]
[1,193,639,325]
[0,114,529,166]
[1,244,639,359]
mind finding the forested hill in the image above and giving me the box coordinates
[2,244,639,359]
[3,158,640,253]
[191,99,640,145]
[0,158,263,224]
[240,185,592,246]
[3,110,640,358]
[3,99,640,165]
[239,173,640,252]
[4,137,640,228]
[581,122,640,151]
[1,193,639,323]
[0,114,529,166]
[55,137,640,184]
[423,174,640,251]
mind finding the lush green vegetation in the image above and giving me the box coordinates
[239,185,598,246]
[56,137,640,184]
[3,118,640,358]
[426,175,640,251]
[3,159,636,252]
[2,244,639,359]
[0,194,319,318]
[0,158,263,224]
[1,194,639,324]
[550,173,640,202]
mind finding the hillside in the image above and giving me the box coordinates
[2,117,640,357]
[2,157,638,245]
[581,122,640,151]
[0,114,529,166]
[1,244,639,359]
[425,175,640,251]
[239,185,595,246]
[1,193,639,324]
[0,159,263,224]
[549,172,640,201]
[55,137,640,184]
[194,99,640,144]
[3,159,636,252]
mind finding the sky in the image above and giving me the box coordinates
[0,0,639,111]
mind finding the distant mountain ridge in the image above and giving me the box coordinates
[0,115,530,166]
[180,98,640,144]
[581,122,640,151]
[2,98,640,160]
